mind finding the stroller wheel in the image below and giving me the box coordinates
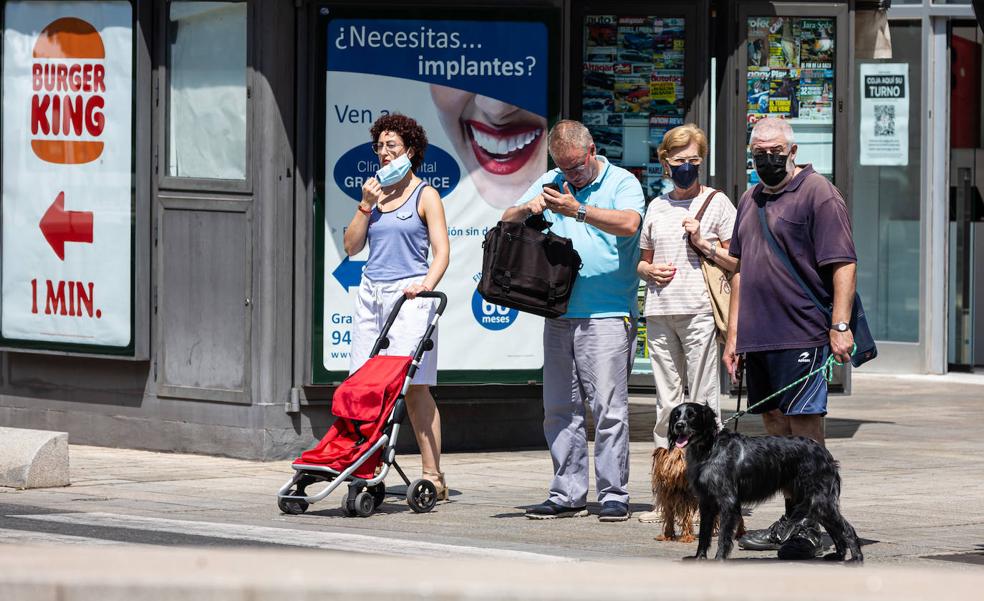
[341,496,356,517]
[278,495,309,515]
[355,491,375,517]
[369,483,386,509]
[406,478,438,513]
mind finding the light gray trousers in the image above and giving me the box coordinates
[646,312,723,449]
[543,317,635,507]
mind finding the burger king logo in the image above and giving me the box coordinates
[30,17,106,165]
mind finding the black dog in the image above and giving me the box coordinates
[669,402,863,563]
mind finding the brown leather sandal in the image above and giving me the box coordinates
[423,470,449,502]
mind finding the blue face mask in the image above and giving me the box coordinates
[669,162,699,190]
[375,153,412,187]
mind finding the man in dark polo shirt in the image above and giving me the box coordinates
[722,117,857,560]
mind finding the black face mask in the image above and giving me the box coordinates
[754,152,789,187]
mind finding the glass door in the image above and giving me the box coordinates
[735,2,849,195]
[572,0,709,385]
[852,20,923,366]
[734,1,850,386]
[948,19,984,370]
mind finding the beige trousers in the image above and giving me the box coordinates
[646,313,722,449]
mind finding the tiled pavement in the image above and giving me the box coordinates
[1,373,983,598]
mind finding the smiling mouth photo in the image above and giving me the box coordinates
[465,120,543,176]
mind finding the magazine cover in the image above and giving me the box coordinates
[617,17,653,66]
[768,17,800,69]
[768,68,799,117]
[593,125,623,161]
[615,76,650,113]
[586,15,618,47]
[797,69,833,121]
[586,46,617,63]
[800,18,835,69]
[747,17,769,68]
[655,49,684,70]
[747,68,771,115]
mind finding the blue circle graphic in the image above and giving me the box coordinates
[471,288,518,331]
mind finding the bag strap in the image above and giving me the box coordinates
[756,202,832,320]
[686,189,720,260]
[694,189,720,221]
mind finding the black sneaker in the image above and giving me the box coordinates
[525,499,588,520]
[738,514,794,551]
[777,520,825,560]
[598,501,631,522]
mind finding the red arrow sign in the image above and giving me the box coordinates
[39,191,93,260]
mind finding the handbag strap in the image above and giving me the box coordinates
[686,189,720,259]
[756,202,832,320]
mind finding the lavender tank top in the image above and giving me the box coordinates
[363,182,430,282]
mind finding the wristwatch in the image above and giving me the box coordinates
[575,203,587,223]
[706,240,718,259]
[831,322,850,332]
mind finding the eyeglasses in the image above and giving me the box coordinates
[750,145,787,157]
[370,141,404,154]
[556,152,592,177]
[666,156,703,167]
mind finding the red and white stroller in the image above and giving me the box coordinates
[277,291,447,517]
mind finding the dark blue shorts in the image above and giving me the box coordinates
[744,346,829,416]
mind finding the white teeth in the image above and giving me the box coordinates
[470,126,541,157]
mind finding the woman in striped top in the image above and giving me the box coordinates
[635,124,738,523]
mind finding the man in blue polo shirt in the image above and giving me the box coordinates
[501,120,644,522]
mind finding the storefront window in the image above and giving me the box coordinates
[852,21,921,343]
[581,14,688,378]
[745,17,836,186]
[582,15,686,198]
[166,1,247,180]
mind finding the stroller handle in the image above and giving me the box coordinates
[409,290,448,314]
[370,291,448,358]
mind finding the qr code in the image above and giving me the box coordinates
[874,105,895,136]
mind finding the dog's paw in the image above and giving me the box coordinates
[678,534,695,543]
[822,552,846,562]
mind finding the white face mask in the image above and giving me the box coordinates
[375,153,412,187]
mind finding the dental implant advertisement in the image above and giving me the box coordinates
[317,15,553,381]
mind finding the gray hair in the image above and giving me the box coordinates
[548,120,594,155]
[749,117,795,147]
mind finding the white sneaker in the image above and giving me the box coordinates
[637,509,663,523]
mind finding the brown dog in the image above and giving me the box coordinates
[652,446,698,542]
[651,445,746,543]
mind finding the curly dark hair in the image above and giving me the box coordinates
[370,113,428,172]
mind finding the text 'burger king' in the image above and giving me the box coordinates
[30,17,106,165]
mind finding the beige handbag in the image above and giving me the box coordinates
[688,190,732,342]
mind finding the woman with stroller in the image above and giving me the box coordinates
[343,114,451,501]
[635,124,737,522]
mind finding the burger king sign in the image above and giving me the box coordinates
[2,2,133,350]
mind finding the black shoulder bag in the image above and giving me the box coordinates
[478,214,582,319]
[757,204,877,367]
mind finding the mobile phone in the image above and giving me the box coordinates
[542,182,561,193]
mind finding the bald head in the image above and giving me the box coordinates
[548,120,594,156]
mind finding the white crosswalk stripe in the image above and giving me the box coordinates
[12,512,575,562]
[0,526,129,546]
